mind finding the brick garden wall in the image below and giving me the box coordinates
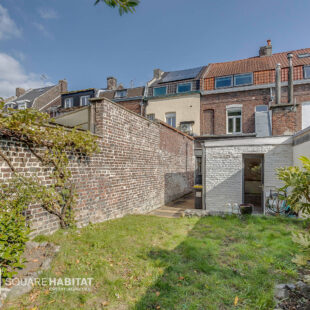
[0,99,194,236]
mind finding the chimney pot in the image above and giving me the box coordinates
[153,69,163,79]
[16,87,26,97]
[259,40,272,57]
[107,77,117,90]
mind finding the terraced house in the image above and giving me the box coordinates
[145,66,207,136]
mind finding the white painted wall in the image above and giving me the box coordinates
[146,93,201,135]
[203,137,293,213]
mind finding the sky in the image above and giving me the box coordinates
[1,0,310,98]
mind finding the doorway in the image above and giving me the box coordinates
[243,154,264,213]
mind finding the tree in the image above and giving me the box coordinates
[94,0,140,15]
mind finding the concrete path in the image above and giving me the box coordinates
[149,192,195,218]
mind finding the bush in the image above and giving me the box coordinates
[0,207,29,280]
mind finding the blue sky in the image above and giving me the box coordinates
[1,0,310,97]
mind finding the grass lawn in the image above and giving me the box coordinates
[3,215,304,310]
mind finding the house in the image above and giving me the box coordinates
[58,77,146,117]
[196,40,310,214]
[145,66,207,136]
[100,77,146,116]
[4,80,67,113]
[200,40,310,136]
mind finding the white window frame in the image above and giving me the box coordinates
[165,112,176,128]
[234,73,253,86]
[17,102,27,110]
[114,90,127,98]
[147,113,155,121]
[64,97,73,108]
[80,95,90,106]
[226,106,242,134]
[177,82,192,93]
[304,65,310,79]
[153,86,167,97]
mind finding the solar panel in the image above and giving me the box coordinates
[161,66,203,83]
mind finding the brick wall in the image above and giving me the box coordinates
[201,83,310,136]
[0,98,194,236]
[115,99,144,115]
[204,138,293,212]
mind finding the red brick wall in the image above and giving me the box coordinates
[0,99,194,235]
[115,100,143,115]
[201,84,310,136]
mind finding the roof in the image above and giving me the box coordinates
[205,48,310,78]
[61,88,95,95]
[100,86,145,101]
[10,85,55,107]
[159,66,205,84]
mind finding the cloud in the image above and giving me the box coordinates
[0,4,21,40]
[38,7,58,20]
[33,22,52,38]
[0,53,52,98]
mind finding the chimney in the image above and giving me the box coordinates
[59,79,68,93]
[16,87,26,97]
[275,63,281,105]
[107,77,117,90]
[153,68,163,79]
[287,53,294,104]
[259,39,272,57]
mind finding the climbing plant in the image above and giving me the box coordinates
[0,100,99,228]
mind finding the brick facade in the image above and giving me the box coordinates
[203,137,293,212]
[116,99,144,115]
[201,83,310,136]
[0,98,194,236]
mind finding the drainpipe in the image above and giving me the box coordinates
[287,53,294,104]
[275,63,281,105]
[202,144,206,210]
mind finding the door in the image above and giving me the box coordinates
[302,102,310,129]
[243,154,264,213]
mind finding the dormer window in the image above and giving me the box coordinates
[80,95,90,106]
[234,73,253,86]
[64,97,73,108]
[177,83,192,93]
[4,103,15,109]
[304,66,310,79]
[215,76,233,88]
[153,86,167,97]
[17,102,27,110]
[115,90,127,98]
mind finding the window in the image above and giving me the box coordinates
[5,103,15,109]
[177,83,192,93]
[227,108,242,134]
[64,97,73,108]
[255,105,268,112]
[147,114,155,121]
[80,95,90,106]
[234,73,253,86]
[18,102,26,110]
[304,66,310,79]
[115,90,127,98]
[166,112,176,128]
[180,121,194,135]
[215,76,233,88]
[153,86,167,97]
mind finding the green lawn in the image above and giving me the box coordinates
[4,215,304,310]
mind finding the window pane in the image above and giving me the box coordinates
[166,113,176,128]
[177,83,191,93]
[115,90,127,98]
[228,110,241,116]
[304,66,310,79]
[228,118,233,133]
[153,87,167,96]
[235,117,241,132]
[215,76,232,88]
[234,73,253,86]
[147,114,155,121]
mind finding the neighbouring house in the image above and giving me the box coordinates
[196,40,310,214]
[100,77,146,116]
[200,40,310,136]
[145,66,207,136]
[4,80,67,113]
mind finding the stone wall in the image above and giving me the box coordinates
[0,99,194,236]
[203,137,293,213]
